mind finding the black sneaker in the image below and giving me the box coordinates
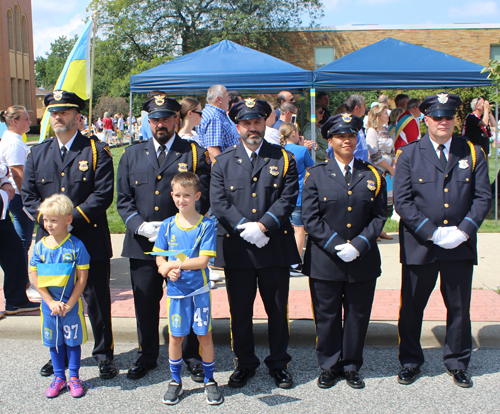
[4,301,40,315]
[204,379,223,405]
[162,380,183,405]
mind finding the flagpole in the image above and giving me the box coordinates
[87,11,98,137]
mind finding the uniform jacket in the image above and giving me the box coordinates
[210,140,300,268]
[116,134,211,260]
[22,132,114,261]
[393,134,491,265]
[302,158,387,282]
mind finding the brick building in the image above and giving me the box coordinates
[269,24,500,71]
[0,0,36,124]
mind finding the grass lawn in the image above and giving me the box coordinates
[106,146,500,234]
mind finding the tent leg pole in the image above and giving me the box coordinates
[495,89,498,226]
[310,89,316,162]
[300,90,305,132]
[129,91,133,146]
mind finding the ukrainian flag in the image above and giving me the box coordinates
[36,263,74,288]
[39,20,94,142]
[148,249,193,262]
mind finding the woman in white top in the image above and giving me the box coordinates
[0,106,35,258]
[178,97,202,145]
[366,104,395,240]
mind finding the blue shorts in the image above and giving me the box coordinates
[41,306,87,347]
[167,291,212,337]
[290,205,303,226]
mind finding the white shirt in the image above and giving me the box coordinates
[0,129,30,193]
[243,141,263,161]
[334,156,355,177]
[429,137,452,161]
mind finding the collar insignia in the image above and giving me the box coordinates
[244,98,256,108]
[154,95,165,106]
[53,90,63,101]
[437,93,449,104]
[341,113,352,123]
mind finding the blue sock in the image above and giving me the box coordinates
[203,360,215,383]
[50,345,66,380]
[169,358,183,383]
[66,345,81,378]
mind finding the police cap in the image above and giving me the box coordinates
[143,95,181,119]
[321,113,362,139]
[44,90,86,112]
[419,93,462,117]
[229,98,272,123]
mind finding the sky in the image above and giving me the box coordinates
[32,0,500,57]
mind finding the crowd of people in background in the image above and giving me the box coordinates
[0,86,495,402]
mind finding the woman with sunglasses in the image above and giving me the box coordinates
[303,105,327,162]
[178,98,203,145]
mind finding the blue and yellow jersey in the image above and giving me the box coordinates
[153,214,216,297]
[30,234,90,315]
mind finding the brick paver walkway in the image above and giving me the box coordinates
[4,288,499,322]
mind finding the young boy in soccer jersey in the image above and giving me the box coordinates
[154,172,222,406]
[31,194,90,399]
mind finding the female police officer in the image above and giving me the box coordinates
[302,113,387,389]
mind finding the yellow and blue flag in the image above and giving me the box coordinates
[148,249,193,262]
[39,20,93,142]
[36,263,74,288]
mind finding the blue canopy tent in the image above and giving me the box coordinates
[130,40,313,94]
[313,37,491,90]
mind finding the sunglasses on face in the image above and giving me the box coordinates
[192,111,203,116]
[429,115,454,122]
[318,110,324,115]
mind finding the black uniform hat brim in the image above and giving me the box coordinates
[328,126,359,137]
[47,104,82,112]
[148,109,177,119]
[424,105,457,117]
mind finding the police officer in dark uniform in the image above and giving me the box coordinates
[116,95,211,380]
[210,98,300,389]
[22,91,116,379]
[394,93,491,388]
[302,114,387,389]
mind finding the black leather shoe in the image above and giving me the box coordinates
[40,358,69,377]
[127,361,157,380]
[397,367,420,385]
[269,368,293,389]
[447,369,473,388]
[317,370,339,389]
[98,360,118,380]
[228,367,255,388]
[344,371,365,389]
[188,363,205,383]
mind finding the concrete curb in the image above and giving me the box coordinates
[3,316,499,348]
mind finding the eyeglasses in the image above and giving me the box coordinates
[429,115,454,122]
[318,110,325,115]
[192,111,203,117]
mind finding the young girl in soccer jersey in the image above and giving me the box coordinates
[154,172,223,406]
[31,194,90,399]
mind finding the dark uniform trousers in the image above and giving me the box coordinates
[394,134,491,371]
[210,140,300,371]
[116,135,211,365]
[22,132,115,361]
[302,159,387,374]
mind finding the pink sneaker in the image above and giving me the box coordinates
[67,377,85,398]
[46,377,66,398]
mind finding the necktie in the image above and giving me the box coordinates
[251,152,257,167]
[61,146,67,162]
[158,145,166,167]
[344,165,351,185]
[438,144,447,169]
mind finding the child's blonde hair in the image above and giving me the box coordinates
[171,172,200,192]
[279,122,298,147]
[38,194,74,217]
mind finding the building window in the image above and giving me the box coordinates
[315,47,335,69]
[15,5,22,52]
[491,45,500,61]
[11,78,17,105]
[22,15,29,54]
[7,9,15,50]
[18,79,24,106]
[25,81,31,110]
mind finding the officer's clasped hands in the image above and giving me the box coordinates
[237,222,270,248]
[435,228,468,249]
[137,221,163,242]
[334,243,360,262]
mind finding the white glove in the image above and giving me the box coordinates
[237,222,265,244]
[436,229,468,249]
[137,221,163,239]
[429,226,457,243]
[335,243,360,262]
[254,233,270,248]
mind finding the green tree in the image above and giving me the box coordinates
[34,36,78,90]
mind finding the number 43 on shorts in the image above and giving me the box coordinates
[194,307,209,327]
